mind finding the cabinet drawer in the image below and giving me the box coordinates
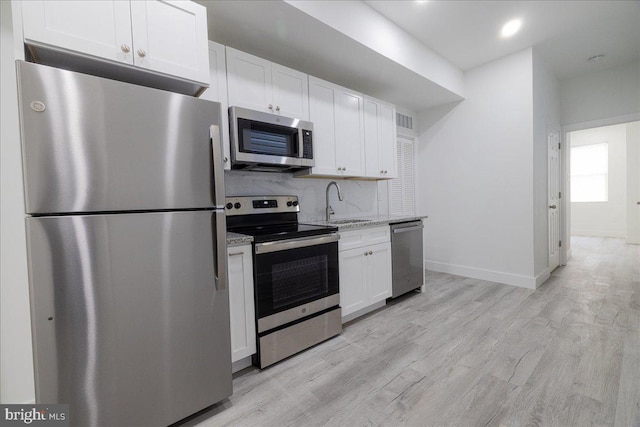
[339,225,390,251]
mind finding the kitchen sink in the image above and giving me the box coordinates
[330,219,372,224]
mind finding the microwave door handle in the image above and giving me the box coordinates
[210,125,225,208]
[298,128,304,160]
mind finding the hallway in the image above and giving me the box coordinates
[190,236,639,427]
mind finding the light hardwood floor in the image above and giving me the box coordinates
[187,236,639,427]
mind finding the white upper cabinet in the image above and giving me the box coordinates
[200,41,231,170]
[21,0,209,85]
[364,96,397,179]
[226,47,309,120]
[130,1,209,83]
[271,63,309,120]
[22,1,134,64]
[297,76,365,178]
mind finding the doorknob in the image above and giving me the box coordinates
[549,205,557,209]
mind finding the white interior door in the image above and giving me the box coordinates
[627,121,640,244]
[548,129,561,270]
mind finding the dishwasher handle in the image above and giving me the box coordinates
[392,224,424,234]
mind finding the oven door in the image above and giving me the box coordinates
[254,234,339,333]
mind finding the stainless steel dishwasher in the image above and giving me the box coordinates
[390,220,424,298]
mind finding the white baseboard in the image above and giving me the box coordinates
[571,230,626,238]
[232,356,253,374]
[535,268,551,287]
[342,300,386,324]
[425,260,538,289]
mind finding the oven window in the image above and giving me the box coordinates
[272,255,328,309]
[238,119,299,157]
[254,242,339,318]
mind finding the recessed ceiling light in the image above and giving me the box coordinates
[415,0,428,3]
[587,54,605,63]
[501,19,522,38]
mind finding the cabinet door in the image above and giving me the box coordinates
[308,76,338,175]
[130,0,209,84]
[368,242,392,303]
[200,41,231,170]
[227,245,256,363]
[379,102,397,178]
[272,64,309,120]
[226,47,273,113]
[22,0,133,64]
[364,97,382,178]
[335,89,365,177]
[339,248,368,317]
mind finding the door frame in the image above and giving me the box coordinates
[560,112,640,263]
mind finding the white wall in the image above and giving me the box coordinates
[418,48,538,288]
[0,0,35,403]
[560,61,640,127]
[532,49,560,277]
[570,123,628,238]
[627,121,640,244]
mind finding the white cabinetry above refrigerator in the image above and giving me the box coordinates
[20,0,210,92]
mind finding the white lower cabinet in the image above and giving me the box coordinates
[227,244,256,364]
[339,227,392,320]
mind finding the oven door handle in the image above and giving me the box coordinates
[255,233,339,254]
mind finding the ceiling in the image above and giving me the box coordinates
[199,0,640,111]
[366,0,640,79]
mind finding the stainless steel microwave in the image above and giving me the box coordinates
[229,106,314,171]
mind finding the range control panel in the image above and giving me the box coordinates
[225,195,299,216]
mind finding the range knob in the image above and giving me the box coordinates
[225,203,233,210]
[292,201,298,207]
[287,201,293,207]
[234,202,242,209]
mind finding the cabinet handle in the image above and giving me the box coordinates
[384,170,388,174]
[368,251,373,255]
[228,251,244,256]
[137,49,146,58]
[120,44,131,53]
[268,104,273,110]
[380,170,384,174]
[276,106,280,112]
[224,157,228,163]
[364,251,368,256]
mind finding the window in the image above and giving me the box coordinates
[570,142,608,202]
[389,135,416,215]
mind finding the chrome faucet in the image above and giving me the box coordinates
[325,181,344,222]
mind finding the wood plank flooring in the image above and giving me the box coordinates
[186,236,639,427]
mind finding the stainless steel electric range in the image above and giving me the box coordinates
[226,195,342,368]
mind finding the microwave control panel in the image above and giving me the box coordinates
[302,130,313,159]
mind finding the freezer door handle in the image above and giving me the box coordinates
[210,125,225,208]
[213,210,227,291]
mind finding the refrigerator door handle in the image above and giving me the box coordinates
[210,125,226,208]
[213,210,227,291]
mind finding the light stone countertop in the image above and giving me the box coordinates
[226,215,426,246]
[226,232,253,247]
[304,215,428,231]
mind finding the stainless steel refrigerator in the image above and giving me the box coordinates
[16,61,231,426]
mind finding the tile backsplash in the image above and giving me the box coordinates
[224,170,389,222]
